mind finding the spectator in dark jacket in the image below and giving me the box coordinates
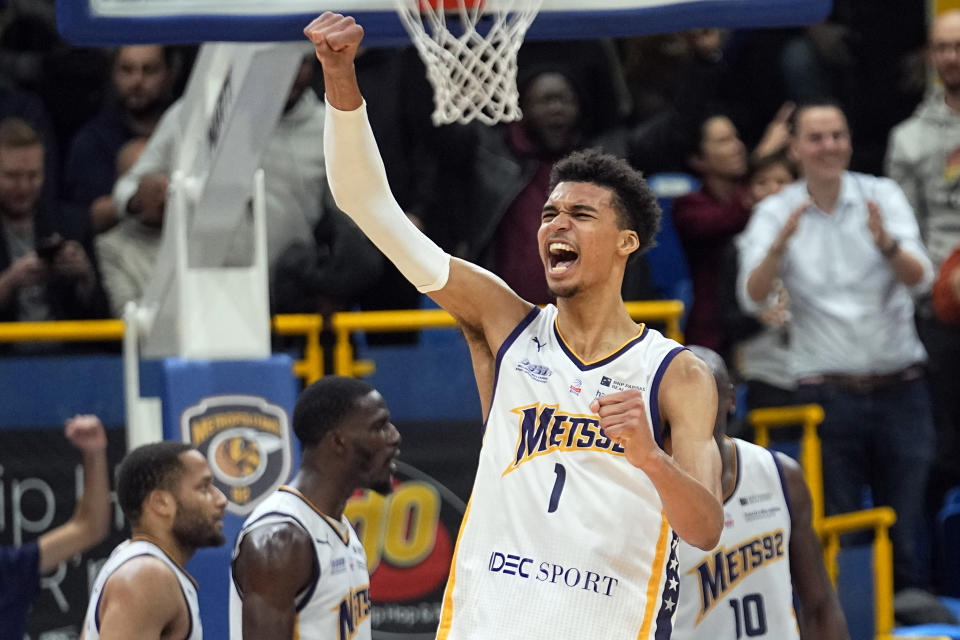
[64,45,175,233]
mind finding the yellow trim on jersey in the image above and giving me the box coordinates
[637,514,671,639]
[554,317,646,366]
[278,486,350,544]
[129,535,199,590]
[294,615,299,640]
[436,497,474,640]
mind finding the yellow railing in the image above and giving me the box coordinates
[0,316,330,381]
[0,319,126,342]
[749,404,826,531]
[0,299,685,386]
[271,314,324,383]
[821,507,897,638]
[748,406,916,640]
[331,308,456,378]
[625,300,685,343]
[331,300,686,377]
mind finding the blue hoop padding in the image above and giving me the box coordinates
[57,0,831,46]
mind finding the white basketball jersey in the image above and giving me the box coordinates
[438,305,687,640]
[83,538,202,640]
[229,486,371,640]
[673,438,797,639]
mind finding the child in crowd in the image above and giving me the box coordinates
[724,151,800,413]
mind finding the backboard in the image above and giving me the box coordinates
[57,0,831,46]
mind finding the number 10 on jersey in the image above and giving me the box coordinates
[729,593,767,637]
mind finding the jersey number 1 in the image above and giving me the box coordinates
[548,463,566,513]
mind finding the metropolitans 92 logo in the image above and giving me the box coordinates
[181,395,292,515]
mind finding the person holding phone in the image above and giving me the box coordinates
[0,117,106,337]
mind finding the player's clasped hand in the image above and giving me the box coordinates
[303,12,365,68]
[590,390,658,470]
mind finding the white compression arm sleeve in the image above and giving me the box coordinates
[323,99,450,293]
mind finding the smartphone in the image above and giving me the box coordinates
[35,234,66,262]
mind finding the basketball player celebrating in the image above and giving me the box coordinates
[229,376,402,640]
[83,442,227,640]
[304,13,722,639]
[673,346,849,640]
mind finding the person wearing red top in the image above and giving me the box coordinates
[672,115,753,352]
[674,106,794,355]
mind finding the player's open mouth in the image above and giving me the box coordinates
[548,241,579,274]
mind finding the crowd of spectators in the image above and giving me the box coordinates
[2,0,960,621]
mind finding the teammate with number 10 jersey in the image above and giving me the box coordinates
[673,346,849,640]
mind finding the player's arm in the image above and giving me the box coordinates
[97,557,187,640]
[653,351,723,549]
[232,523,317,640]
[38,415,111,573]
[593,351,722,550]
[777,453,850,640]
[305,12,532,354]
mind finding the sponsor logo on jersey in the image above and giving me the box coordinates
[724,511,735,528]
[690,529,786,624]
[743,505,783,522]
[516,359,551,383]
[739,492,773,506]
[180,395,292,515]
[569,378,582,396]
[488,550,620,596]
[599,375,644,392]
[503,403,625,475]
[337,584,371,640]
[532,336,547,352]
[331,557,346,575]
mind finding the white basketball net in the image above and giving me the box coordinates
[394,0,543,126]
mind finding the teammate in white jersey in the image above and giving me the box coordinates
[674,346,848,639]
[303,13,723,639]
[230,375,401,640]
[83,441,227,640]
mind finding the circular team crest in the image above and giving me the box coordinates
[181,395,292,515]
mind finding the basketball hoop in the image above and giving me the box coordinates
[394,0,543,126]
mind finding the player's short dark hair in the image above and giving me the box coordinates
[293,375,377,448]
[117,441,193,525]
[549,147,661,254]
